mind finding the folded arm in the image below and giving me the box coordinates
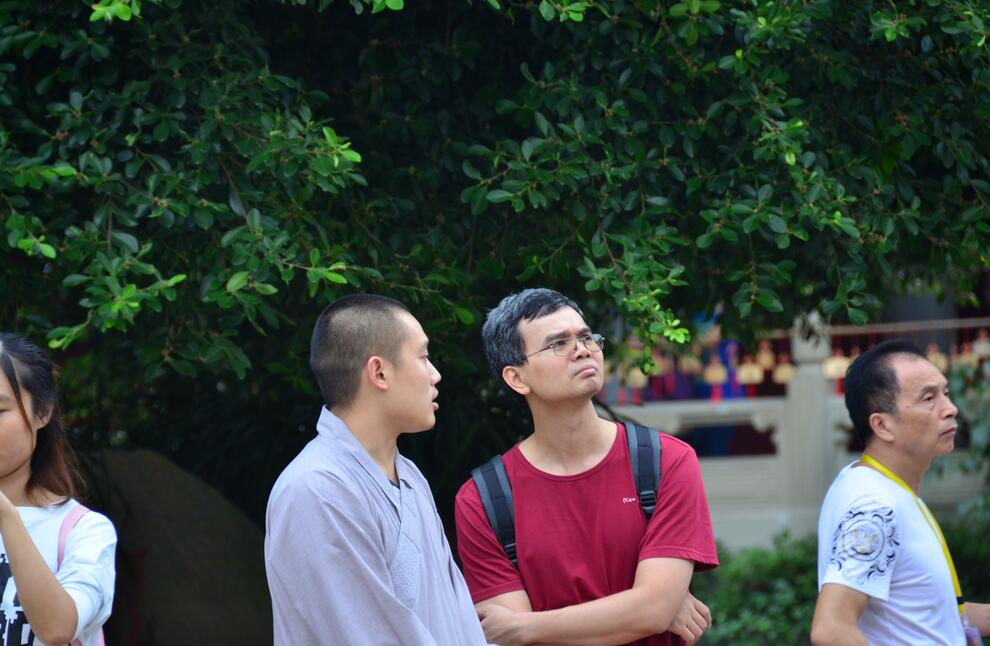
[477,557,697,646]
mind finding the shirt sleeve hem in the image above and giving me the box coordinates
[640,546,720,570]
[471,581,527,604]
[819,575,888,601]
[65,588,100,640]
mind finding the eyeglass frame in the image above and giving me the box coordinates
[524,333,606,359]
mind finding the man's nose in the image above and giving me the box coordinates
[944,396,958,418]
[572,339,591,359]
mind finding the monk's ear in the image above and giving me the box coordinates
[364,356,390,392]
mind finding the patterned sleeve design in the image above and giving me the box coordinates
[828,502,899,587]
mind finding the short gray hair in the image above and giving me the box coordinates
[482,288,583,399]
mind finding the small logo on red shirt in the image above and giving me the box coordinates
[622,497,638,504]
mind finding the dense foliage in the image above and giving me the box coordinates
[2,0,989,517]
[692,534,818,645]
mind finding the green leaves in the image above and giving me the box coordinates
[755,291,783,313]
[226,272,250,294]
[51,163,77,177]
[90,0,139,22]
[454,307,475,325]
[868,10,921,42]
[696,232,715,249]
[323,271,348,285]
[0,0,382,380]
[4,0,990,389]
[111,232,140,254]
[669,0,720,18]
[457,0,987,344]
[370,0,403,13]
[486,189,514,203]
[536,0,587,22]
[538,1,554,21]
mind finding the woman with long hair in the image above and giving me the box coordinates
[0,333,115,646]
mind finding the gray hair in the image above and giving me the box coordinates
[482,288,584,400]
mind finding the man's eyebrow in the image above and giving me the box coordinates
[0,394,14,403]
[542,326,592,345]
[916,382,946,397]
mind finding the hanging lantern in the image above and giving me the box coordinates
[678,353,703,375]
[926,343,949,373]
[737,354,764,385]
[652,349,673,376]
[624,365,649,389]
[772,352,796,384]
[756,339,776,370]
[973,329,990,359]
[956,342,980,369]
[822,348,851,380]
[702,355,728,386]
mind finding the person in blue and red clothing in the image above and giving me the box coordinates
[454,288,719,646]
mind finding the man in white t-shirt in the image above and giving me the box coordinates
[811,339,990,645]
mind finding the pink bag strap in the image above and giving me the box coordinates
[57,503,106,646]
[57,502,90,569]
[70,632,105,646]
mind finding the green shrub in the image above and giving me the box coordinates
[944,502,990,601]
[693,533,817,646]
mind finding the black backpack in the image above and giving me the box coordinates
[470,423,662,566]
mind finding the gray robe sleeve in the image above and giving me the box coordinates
[266,471,440,646]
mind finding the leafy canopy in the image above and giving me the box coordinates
[3,0,989,378]
[2,0,989,516]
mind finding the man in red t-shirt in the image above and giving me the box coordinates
[454,288,720,645]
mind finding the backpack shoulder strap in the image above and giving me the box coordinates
[58,502,90,569]
[470,455,517,566]
[626,423,662,521]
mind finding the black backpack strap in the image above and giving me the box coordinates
[470,455,517,566]
[626,423,662,521]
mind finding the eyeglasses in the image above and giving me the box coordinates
[525,333,606,358]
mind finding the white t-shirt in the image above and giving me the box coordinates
[0,499,116,646]
[817,463,965,645]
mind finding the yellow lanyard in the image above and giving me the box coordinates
[860,454,966,615]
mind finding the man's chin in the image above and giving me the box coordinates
[931,435,956,457]
[553,386,602,405]
[579,378,605,398]
[411,414,436,434]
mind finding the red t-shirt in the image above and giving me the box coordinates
[454,424,719,646]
